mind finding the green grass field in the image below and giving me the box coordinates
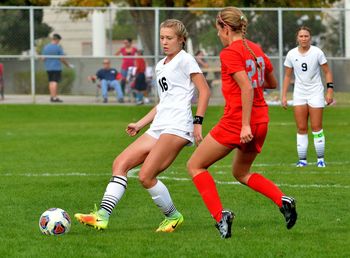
[0,104,349,258]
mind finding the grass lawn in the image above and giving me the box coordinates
[0,104,349,258]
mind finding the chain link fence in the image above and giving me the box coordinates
[0,6,349,103]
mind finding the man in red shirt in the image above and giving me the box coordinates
[187,7,297,239]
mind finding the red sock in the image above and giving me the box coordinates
[247,173,283,207]
[193,171,223,222]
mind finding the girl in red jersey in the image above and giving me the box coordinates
[187,7,297,239]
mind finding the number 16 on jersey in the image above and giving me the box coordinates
[158,77,168,92]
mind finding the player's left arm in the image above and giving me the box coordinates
[262,55,277,89]
[263,71,277,89]
[233,71,254,144]
[191,73,211,145]
[321,63,334,105]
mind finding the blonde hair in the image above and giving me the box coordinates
[217,7,261,69]
[160,19,188,49]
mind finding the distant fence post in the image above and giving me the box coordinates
[29,7,36,103]
[278,8,283,101]
[154,8,159,66]
[346,2,350,57]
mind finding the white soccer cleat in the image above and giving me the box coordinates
[296,160,307,167]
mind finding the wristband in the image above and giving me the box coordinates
[327,82,334,89]
[193,115,204,125]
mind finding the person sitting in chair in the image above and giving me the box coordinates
[89,59,124,103]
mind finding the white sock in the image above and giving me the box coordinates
[313,129,325,160]
[297,133,308,161]
[147,180,178,218]
[100,176,127,216]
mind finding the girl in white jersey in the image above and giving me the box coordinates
[75,19,211,232]
[282,26,334,168]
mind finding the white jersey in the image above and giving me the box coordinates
[284,45,327,97]
[150,50,202,132]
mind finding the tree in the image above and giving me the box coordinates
[110,0,342,57]
[61,0,342,58]
[0,0,52,54]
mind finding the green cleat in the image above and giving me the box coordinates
[156,213,184,233]
[74,205,109,230]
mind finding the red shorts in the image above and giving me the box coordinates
[210,122,268,153]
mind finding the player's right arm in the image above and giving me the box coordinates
[125,106,158,136]
[282,67,293,109]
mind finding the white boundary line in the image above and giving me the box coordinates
[210,161,350,168]
[3,169,350,189]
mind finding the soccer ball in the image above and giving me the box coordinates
[39,208,71,235]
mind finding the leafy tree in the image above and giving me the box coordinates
[0,0,52,54]
[110,0,341,57]
[110,8,138,40]
[61,0,342,57]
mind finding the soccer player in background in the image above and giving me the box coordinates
[75,19,211,232]
[187,7,297,239]
[282,26,334,168]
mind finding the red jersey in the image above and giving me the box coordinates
[219,39,273,127]
[135,58,146,74]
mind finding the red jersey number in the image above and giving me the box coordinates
[246,56,265,88]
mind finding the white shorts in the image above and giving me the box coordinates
[146,128,194,146]
[293,92,325,108]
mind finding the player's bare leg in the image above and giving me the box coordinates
[138,133,188,232]
[75,133,156,230]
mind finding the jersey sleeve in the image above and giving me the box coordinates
[183,54,202,75]
[221,48,245,75]
[318,48,327,65]
[284,51,293,68]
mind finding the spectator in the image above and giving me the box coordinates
[89,59,124,103]
[115,38,138,94]
[42,33,72,103]
[133,49,148,105]
[195,50,209,78]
